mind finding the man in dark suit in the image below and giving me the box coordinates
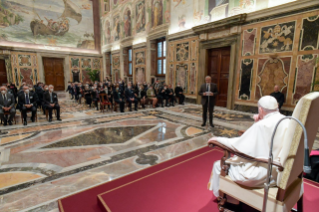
[113,84,125,113]
[198,76,218,128]
[0,86,16,126]
[44,85,62,122]
[175,83,185,105]
[17,85,38,126]
[270,85,285,109]
[125,82,138,111]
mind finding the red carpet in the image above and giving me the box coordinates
[59,147,319,212]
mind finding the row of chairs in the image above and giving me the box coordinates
[1,108,57,125]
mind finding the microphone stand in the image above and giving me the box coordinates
[262,116,311,212]
[206,88,210,130]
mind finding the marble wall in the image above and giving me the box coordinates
[133,48,146,84]
[236,10,319,109]
[69,56,103,83]
[167,37,199,95]
[10,52,40,86]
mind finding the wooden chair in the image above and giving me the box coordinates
[209,92,319,212]
[45,108,57,121]
[1,111,16,125]
[99,93,111,113]
[20,110,38,123]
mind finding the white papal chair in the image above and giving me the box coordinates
[210,92,319,212]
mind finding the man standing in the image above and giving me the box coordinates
[270,85,285,109]
[207,96,289,199]
[44,85,62,122]
[0,86,16,126]
[125,82,138,111]
[17,85,37,126]
[198,76,218,127]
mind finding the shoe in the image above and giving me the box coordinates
[23,120,27,126]
[31,118,35,123]
[134,109,138,111]
[49,118,52,122]
[3,121,7,126]
[210,124,215,128]
[57,118,62,121]
[8,121,12,126]
[201,123,206,127]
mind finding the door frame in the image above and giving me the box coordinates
[197,35,240,109]
[38,54,70,90]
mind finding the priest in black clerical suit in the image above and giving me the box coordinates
[198,76,218,128]
[270,85,285,109]
[44,85,61,122]
[0,86,16,126]
[17,85,37,125]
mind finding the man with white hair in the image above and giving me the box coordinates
[0,86,16,126]
[43,85,61,122]
[207,95,289,200]
[17,85,38,126]
[198,76,218,127]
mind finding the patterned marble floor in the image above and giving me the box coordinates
[0,94,317,212]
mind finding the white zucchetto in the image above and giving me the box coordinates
[258,95,278,110]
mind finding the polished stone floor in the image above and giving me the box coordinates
[0,94,318,212]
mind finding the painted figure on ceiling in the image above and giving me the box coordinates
[113,16,120,41]
[152,0,163,28]
[124,9,131,37]
[104,20,111,44]
[136,1,145,33]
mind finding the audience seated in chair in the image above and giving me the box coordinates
[175,83,185,105]
[113,84,125,113]
[84,85,92,107]
[43,85,62,122]
[17,85,38,126]
[125,82,138,111]
[0,86,16,126]
[135,84,146,109]
[166,84,176,106]
[146,85,158,108]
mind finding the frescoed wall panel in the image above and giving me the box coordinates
[0,0,95,49]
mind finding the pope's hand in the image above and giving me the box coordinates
[253,114,261,122]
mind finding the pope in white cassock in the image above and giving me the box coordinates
[208,95,289,198]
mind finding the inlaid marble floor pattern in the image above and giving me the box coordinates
[0,96,317,212]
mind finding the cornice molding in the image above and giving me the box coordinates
[133,42,147,49]
[166,29,196,41]
[192,14,247,34]
[147,23,169,41]
[245,0,319,23]
[0,45,102,57]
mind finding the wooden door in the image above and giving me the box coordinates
[43,58,65,91]
[207,47,230,107]
[0,59,8,86]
